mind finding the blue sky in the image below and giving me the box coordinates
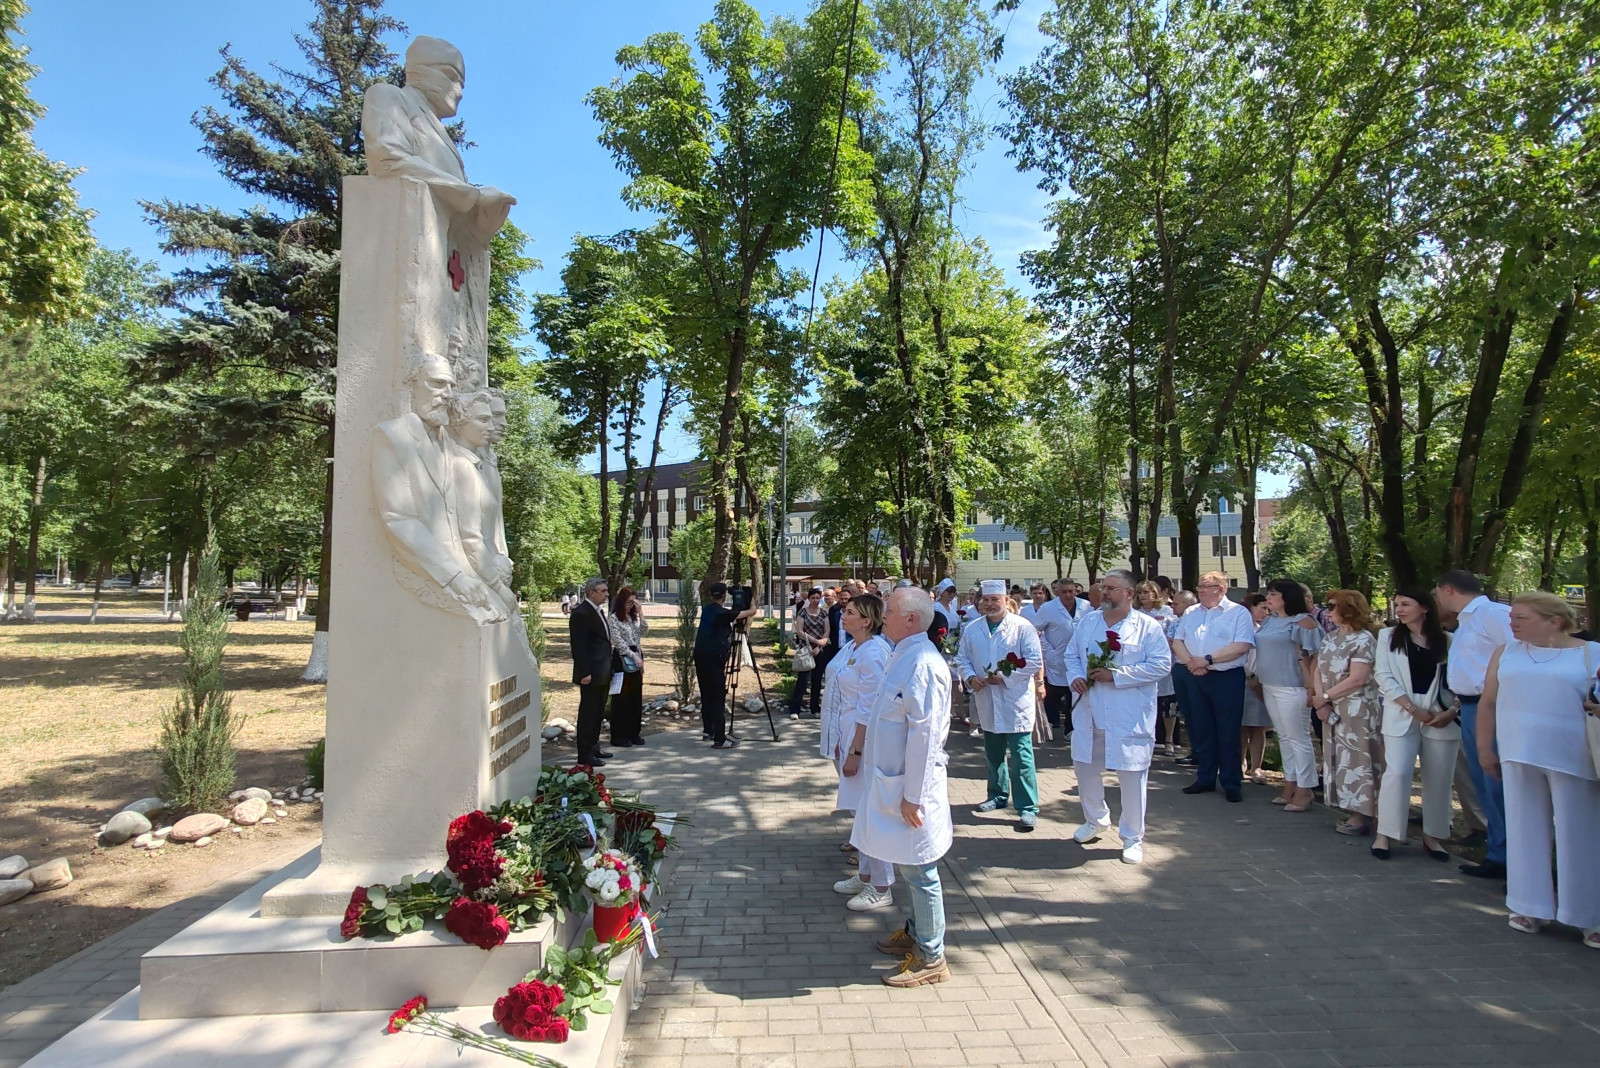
[21,0,1288,497]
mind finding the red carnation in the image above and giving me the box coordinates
[386,995,427,1033]
[445,896,510,950]
[341,886,369,939]
[1105,629,1122,652]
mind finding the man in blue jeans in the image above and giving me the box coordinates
[851,587,954,987]
[1171,572,1256,802]
[1435,570,1514,879]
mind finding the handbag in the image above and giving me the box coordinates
[793,643,816,672]
[622,652,640,674]
[1584,642,1600,779]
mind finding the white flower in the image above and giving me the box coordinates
[597,882,621,902]
[585,870,607,889]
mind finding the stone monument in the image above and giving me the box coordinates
[262,35,540,916]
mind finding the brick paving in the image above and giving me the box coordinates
[6,722,1599,1068]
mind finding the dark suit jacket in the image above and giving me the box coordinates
[569,599,614,685]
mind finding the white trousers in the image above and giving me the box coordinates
[1503,760,1600,929]
[1376,726,1459,841]
[857,851,895,888]
[1075,728,1149,845]
[1262,684,1318,788]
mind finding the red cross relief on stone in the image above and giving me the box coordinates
[447,250,465,291]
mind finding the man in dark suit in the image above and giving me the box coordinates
[568,576,615,766]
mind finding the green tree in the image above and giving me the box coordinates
[158,545,240,810]
[0,0,93,325]
[588,0,877,590]
[142,0,403,678]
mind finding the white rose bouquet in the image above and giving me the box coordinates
[580,847,643,908]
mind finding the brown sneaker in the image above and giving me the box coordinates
[874,928,916,956]
[883,953,950,988]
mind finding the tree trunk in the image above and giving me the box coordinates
[1346,305,1420,588]
[22,454,46,621]
[1470,291,1577,575]
[706,323,751,591]
[1445,251,1518,567]
[1,536,12,618]
[1538,508,1563,592]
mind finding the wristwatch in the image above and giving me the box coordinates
[849,748,862,757]
[1204,654,1215,665]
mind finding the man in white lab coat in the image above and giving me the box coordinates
[1031,578,1080,735]
[957,579,1046,831]
[851,586,953,988]
[1065,569,1172,864]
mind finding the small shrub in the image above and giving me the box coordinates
[305,738,326,789]
[672,581,699,703]
[158,546,241,810]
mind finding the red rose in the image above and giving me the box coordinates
[1105,629,1122,652]
[539,1016,571,1042]
[445,896,510,950]
[386,994,427,1033]
[653,830,668,853]
[494,981,567,1041]
[341,886,369,939]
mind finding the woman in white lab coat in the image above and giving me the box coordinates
[825,593,894,910]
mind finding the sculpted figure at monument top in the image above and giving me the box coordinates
[371,350,507,625]
[362,36,516,243]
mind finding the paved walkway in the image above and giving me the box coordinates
[0,848,311,1068]
[5,726,1598,1068]
[607,724,1600,1068]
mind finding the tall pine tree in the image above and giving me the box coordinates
[141,1,403,679]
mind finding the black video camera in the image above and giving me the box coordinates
[729,585,753,612]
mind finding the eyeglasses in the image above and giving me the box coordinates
[1198,583,1225,591]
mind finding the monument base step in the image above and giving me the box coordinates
[138,846,582,1019]
[21,949,639,1068]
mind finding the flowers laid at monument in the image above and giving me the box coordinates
[494,923,650,1043]
[340,762,675,950]
[385,993,565,1066]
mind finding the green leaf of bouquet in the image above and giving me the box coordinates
[570,1015,589,1032]
[593,999,614,1014]
[385,916,402,934]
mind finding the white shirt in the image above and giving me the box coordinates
[1175,597,1255,669]
[954,613,1044,734]
[1031,597,1079,686]
[1063,608,1172,770]
[850,634,953,866]
[1447,595,1513,696]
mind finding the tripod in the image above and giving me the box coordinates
[724,618,779,742]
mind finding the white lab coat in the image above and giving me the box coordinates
[1031,597,1079,687]
[828,635,892,812]
[819,637,856,761]
[1064,609,1172,771]
[955,612,1044,735]
[850,633,953,866]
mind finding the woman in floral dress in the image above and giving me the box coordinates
[1312,590,1385,835]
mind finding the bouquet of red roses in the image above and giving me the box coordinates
[1086,629,1122,677]
[984,651,1028,678]
[388,994,563,1065]
[493,979,569,1042]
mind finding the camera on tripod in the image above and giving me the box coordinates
[728,584,754,613]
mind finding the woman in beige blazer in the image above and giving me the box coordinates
[1372,588,1459,861]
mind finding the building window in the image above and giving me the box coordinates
[1229,577,1239,587]
[965,508,979,526]
[1211,536,1238,557]
[657,552,669,567]
[962,546,979,562]
[1218,497,1230,513]
[1169,537,1179,558]
[656,579,670,594]
[992,542,1011,562]
[1024,542,1044,561]
[800,547,815,565]
[800,515,812,533]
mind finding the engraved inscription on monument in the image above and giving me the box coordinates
[491,736,531,778]
[490,717,527,752]
[489,675,518,702]
[490,689,531,727]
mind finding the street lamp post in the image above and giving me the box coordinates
[779,409,789,639]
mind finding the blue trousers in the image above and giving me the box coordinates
[1187,669,1246,790]
[1457,697,1507,865]
[896,860,945,960]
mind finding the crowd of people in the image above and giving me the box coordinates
[799,567,1600,985]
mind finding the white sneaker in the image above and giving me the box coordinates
[846,885,894,912]
[1018,812,1038,831]
[1072,820,1111,844]
[790,712,800,721]
[968,726,982,738]
[1122,841,1144,865]
[975,798,1005,813]
[833,874,866,895]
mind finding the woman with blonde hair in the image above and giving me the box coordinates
[1312,590,1385,836]
[825,593,896,912]
[1477,591,1600,946]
